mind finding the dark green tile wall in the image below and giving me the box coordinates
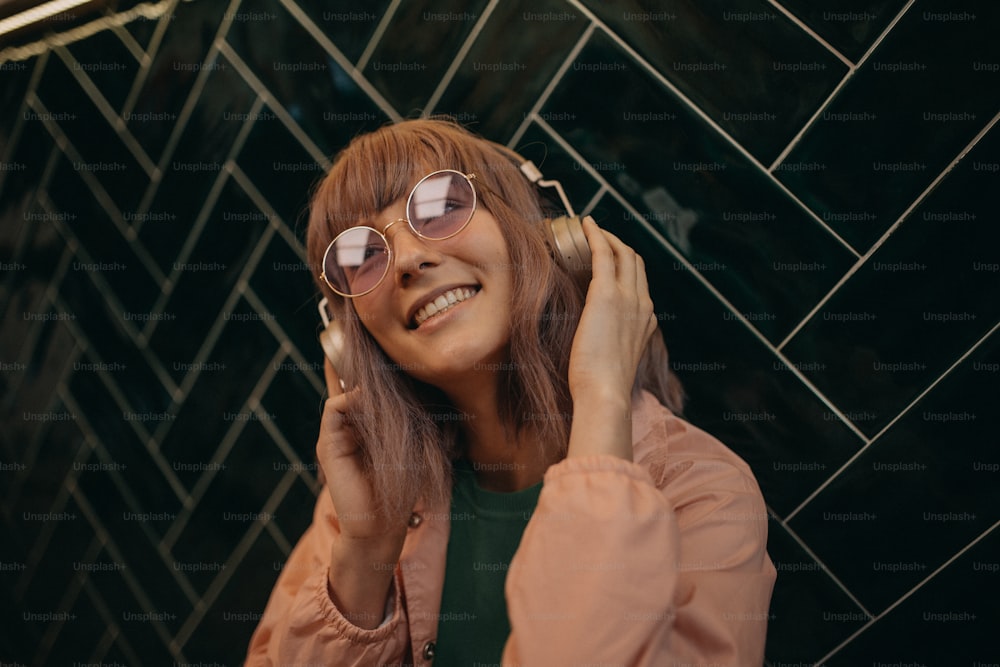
[1,0,996,664]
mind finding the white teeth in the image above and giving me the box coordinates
[414,287,477,326]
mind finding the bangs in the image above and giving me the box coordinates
[306,117,541,305]
[318,122,488,236]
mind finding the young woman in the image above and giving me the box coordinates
[246,118,775,665]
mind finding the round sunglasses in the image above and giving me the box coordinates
[320,169,480,297]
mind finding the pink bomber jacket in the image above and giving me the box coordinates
[246,391,777,666]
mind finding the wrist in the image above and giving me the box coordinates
[328,538,401,630]
[567,391,633,461]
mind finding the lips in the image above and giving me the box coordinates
[411,286,479,327]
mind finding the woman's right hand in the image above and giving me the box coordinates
[317,358,407,628]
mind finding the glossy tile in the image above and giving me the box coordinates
[66,28,140,112]
[776,1,1000,250]
[0,56,35,147]
[783,124,1000,436]
[764,518,870,664]
[789,330,1000,613]
[125,0,232,160]
[272,476,319,549]
[67,367,181,530]
[171,419,283,591]
[13,495,91,662]
[822,525,1000,665]
[146,178,270,384]
[36,54,148,215]
[362,0,491,115]
[594,195,863,517]
[138,63,256,273]
[287,0,393,64]
[777,0,910,61]
[0,214,66,389]
[0,105,54,214]
[122,9,163,52]
[181,529,286,662]
[226,0,389,158]
[260,352,323,455]
[246,232,321,367]
[57,259,172,414]
[234,108,324,241]
[72,468,192,635]
[47,156,160,316]
[543,31,857,343]
[432,0,588,142]
[157,298,278,474]
[580,0,848,164]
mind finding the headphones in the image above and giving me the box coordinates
[316,158,590,374]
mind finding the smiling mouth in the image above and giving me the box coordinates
[412,286,480,328]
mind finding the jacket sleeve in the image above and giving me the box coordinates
[502,431,775,666]
[244,491,411,666]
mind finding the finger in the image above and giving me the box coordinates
[580,216,615,288]
[598,227,638,293]
[324,357,345,396]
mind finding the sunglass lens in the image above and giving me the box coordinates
[408,171,475,239]
[326,227,389,296]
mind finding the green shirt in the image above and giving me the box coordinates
[434,461,543,665]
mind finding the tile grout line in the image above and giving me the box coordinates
[777,108,1000,352]
[536,115,871,446]
[161,342,284,551]
[779,521,874,619]
[785,319,1000,524]
[0,147,61,411]
[423,0,500,115]
[138,94,264,345]
[121,0,178,120]
[582,184,608,216]
[4,252,81,512]
[815,517,1000,666]
[863,319,1000,445]
[156,173,283,548]
[560,0,858,257]
[243,340,318,474]
[51,44,157,177]
[152,225,281,501]
[46,273,189,502]
[77,576,144,665]
[60,388,201,606]
[173,466,299,648]
[0,52,48,194]
[108,14,146,64]
[765,0,854,69]
[216,41,332,169]
[68,481,183,657]
[134,0,243,225]
[767,0,918,172]
[354,0,401,72]
[28,96,167,287]
[279,0,401,124]
[31,534,98,666]
[155,160,281,409]
[507,21,595,149]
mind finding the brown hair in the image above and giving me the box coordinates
[306,118,683,519]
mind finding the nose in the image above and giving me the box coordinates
[384,220,441,285]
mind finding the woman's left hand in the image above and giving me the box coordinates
[567,216,658,409]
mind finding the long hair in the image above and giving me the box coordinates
[306,118,683,519]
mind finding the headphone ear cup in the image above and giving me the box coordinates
[319,320,347,377]
[545,215,591,292]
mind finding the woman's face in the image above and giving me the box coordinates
[350,187,516,393]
